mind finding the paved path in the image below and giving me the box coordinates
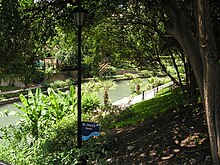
[112,82,173,108]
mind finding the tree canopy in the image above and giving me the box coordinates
[1,0,220,163]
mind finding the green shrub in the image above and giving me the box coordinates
[0,124,30,164]
[0,85,106,165]
[82,93,101,113]
[123,73,134,79]
[41,80,51,88]
[32,70,44,84]
[32,114,78,165]
[65,78,75,86]
[139,70,151,77]
[52,80,67,88]
[106,66,117,76]
[0,113,107,165]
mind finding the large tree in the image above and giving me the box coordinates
[0,0,36,82]
[161,0,220,164]
[95,0,220,163]
[86,0,220,163]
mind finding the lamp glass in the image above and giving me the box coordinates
[73,7,87,26]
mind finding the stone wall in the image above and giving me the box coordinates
[0,78,25,88]
[0,71,78,87]
[46,70,78,82]
[116,69,140,75]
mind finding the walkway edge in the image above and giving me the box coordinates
[112,82,173,108]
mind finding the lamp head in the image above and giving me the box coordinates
[73,6,88,27]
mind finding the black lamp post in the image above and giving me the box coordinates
[73,6,87,149]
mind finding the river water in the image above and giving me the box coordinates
[0,80,133,128]
[98,79,132,103]
[0,103,21,128]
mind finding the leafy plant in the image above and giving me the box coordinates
[47,87,73,121]
[82,80,97,93]
[0,85,105,165]
[45,66,57,74]
[14,88,47,140]
[105,65,117,77]
[139,70,151,77]
[82,92,101,113]
[95,79,116,106]
[147,77,162,89]
[51,80,67,88]
[123,73,134,79]
[129,78,143,95]
[12,86,77,141]
[0,112,107,165]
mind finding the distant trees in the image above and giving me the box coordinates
[0,0,36,84]
[0,0,78,84]
[0,0,187,85]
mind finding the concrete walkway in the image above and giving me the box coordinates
[112,82,173,108]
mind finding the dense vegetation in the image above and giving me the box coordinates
[0,84,191,164]
[0,85,101,164]
[1,0,220,163]
[0,0,189,92]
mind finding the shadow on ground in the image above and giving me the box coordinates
[106,103,212,165]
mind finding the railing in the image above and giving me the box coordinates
[113,82,174,108]
[142,82,174,100]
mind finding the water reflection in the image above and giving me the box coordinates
[0,102,21,128]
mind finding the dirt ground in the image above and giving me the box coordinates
[106,103,212,165]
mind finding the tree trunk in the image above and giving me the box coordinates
[157,57,180,85]
[162,0,204,98]
[103,88,109,106]
[197,1,220,164]
[189,63,197,97]
[169,48,185,94]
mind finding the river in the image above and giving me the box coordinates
[98,79,132,103]
[0,102,21,128]
[0,79,133,128]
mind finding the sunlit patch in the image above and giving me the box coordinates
[180,133,205,147]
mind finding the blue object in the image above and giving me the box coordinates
[81,122,100,141]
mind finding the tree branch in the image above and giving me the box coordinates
[161,0,204,97]
[23,0,81,13]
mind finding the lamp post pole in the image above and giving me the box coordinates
[77,25,82,148]
[73,5,87,149]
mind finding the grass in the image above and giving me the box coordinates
[111,87,196,128]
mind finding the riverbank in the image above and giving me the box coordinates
[0,76,148,105]
[0,85,42,105]
[112,82,173,108]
